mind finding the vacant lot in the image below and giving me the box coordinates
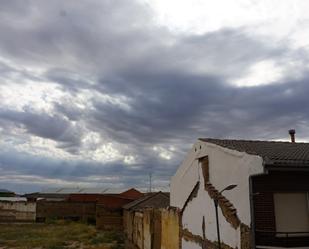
[0,221,123,249]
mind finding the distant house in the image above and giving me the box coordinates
[68,188,143,205]
[67,188,144,230]
[171,137,309,249]
[25,187,143,229]
[24,187,142,203]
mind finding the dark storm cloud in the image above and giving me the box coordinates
[0,0,160,74]
[0,108,81,150]
[0,145,177,193]
[0,0,309,193]
[91,71,309,146]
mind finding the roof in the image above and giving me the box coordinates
[103,188,129,194]
[123,192,170,210]
[39,187,133,194]
[41,188,81,194]
[200,138,309,168]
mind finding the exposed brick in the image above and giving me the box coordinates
[240,223,252,249]
[182,228,236,249]
[203,182,241,229]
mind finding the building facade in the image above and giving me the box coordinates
[171,138,309,249]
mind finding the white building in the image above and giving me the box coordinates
[0,197,36,222]
[171,138,309,249]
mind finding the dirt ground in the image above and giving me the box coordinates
[0,221,124,249]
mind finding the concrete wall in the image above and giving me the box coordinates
[0,201,36,222]
[124,209,146,249]
[161,208,180,249]
[171,140,264,249]
[143,209,152,249]
[124,208,180,249]
[134,211,144,249]
[124,210,134,240]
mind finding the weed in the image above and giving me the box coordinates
[0,223,123,249]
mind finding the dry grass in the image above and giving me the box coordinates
[0,221,124,249]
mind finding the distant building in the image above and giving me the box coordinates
[171,138,309,249]
[0,197,36,222]
[24,187,143,202]
[24,187,143,229]
[68,188,143,204]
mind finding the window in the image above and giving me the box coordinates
[274,192,309,236]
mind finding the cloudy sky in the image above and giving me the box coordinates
[1,0,309,193]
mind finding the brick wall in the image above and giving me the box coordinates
[68,194,139,209]
[36,201,96,222]
[96,205,123,230]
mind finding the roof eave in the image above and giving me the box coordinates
[264,164,309,171]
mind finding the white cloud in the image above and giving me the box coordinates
[90,143,123,162]
[144,0,309,40]
[0,81,63,113]
[232,60,283,87]
[124,155,136,164]
[153,146,174,160]
[1,0,309,193]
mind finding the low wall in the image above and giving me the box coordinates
[124,207,180,249]
[0,201,36,222]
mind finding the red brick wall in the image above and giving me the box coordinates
[120,189,144,199]
[36,201,96,222]
[68,194,139,209]
[96,195,135,209]
[67,194,103,202]
[96,205,123,230]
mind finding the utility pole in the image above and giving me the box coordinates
[149,173,152,193]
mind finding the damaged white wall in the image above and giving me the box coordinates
[171,140,264,248]
[0,201,36,221]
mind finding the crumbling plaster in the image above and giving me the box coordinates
[171,140,264,248]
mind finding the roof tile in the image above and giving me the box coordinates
[200,138,309,167]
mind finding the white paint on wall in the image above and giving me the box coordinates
[170,144,200,209]
[182,238,202,249]
[182,163,241,248]
[0,201,36,221]
[171,139,265,249]
[206,141,264,225]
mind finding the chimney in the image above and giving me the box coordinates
[289,129,296,143]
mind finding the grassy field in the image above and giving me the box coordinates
[0,221,124,249]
